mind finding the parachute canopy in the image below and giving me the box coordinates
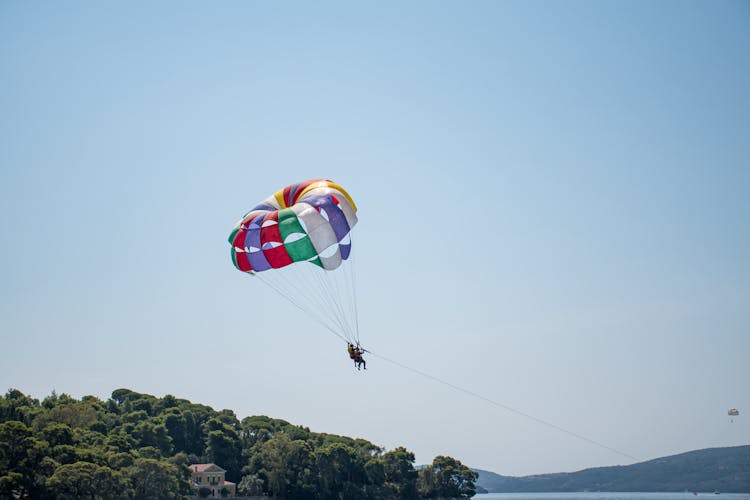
[228,179,361,346]
[229,179,357,274]
[728,408,739,416]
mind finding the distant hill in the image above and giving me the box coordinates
[475,445,750,493]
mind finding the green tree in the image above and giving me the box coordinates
[47,461,130,500]
[107,451,135,469]
[237,473,264,496]
[363,457,386,492]
[131,396,157,416]
[177,402,215,456]
[245,434,290,497]
[417,455,478,499]
[136,446,163,460]
[160,408,188,453]
[167,452,195,497]
[0,420,51,498]
[0,472,25,499]
[105,431,137,453]
[157,394,179,412]
[244,434,317,499]
[126,458,184,500]
[205,418,242,482]
[0,389,40,426]
[315,442,367,500]
[381,446,418,499]
[51,444,82,465]
[33,401,99,431]
[240,415,277,449]
[133,420,173,456]
[110,388,136,407]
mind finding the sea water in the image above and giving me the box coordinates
[475,494,750,500]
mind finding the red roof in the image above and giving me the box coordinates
[191,463,225,473]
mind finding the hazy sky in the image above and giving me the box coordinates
[1,1,749,477]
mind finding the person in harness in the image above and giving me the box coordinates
[347,342,367,370]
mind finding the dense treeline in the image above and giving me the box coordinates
[0,388,476,499]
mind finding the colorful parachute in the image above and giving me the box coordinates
[229,179,357,273]
[228,179,361,345]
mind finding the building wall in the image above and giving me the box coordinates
[191,467,236,497]
[193,470,226,487]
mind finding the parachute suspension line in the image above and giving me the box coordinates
[250,257,360,346]
[253,271,350,344]
[253,270,339,337]
[283,263,349,338]
[291,254,358,345]
[312,260,356,343]
[367,350,641,463]
[347,243,360,345]
[288,263,349,337]
[344,256,359,345]
[254,268,335,331]
[315,264,353,340]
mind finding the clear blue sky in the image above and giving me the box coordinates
[1,0,748,476]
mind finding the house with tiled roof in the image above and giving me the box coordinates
[191,463,236,497]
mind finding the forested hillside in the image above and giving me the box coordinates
[475,445,750,493]
[0,388,476,499]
